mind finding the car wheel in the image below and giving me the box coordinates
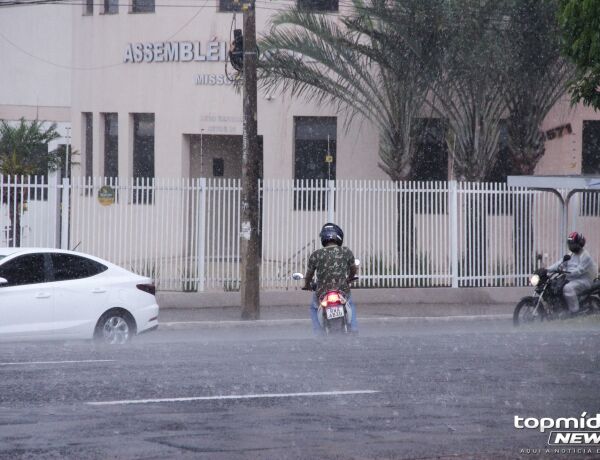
[94,309,136,345]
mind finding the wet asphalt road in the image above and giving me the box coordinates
[1,318,599,459]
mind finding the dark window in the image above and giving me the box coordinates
[582,120,600,175]
[297,0,338,12]
[50,253,108,282]
[0,254,47,287]
[84,0,93,15]
[83,112,93,178]
[219,0,243,12]
[104,113,118,178]
[213,158,224,177]
[412,118,448,181]
[104,0,118,14]
[580,121,600,216]
[294,116,336,211]
[294,116,336,180]
[133,113,155,203]
[132,0,155,13]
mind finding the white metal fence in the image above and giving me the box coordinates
[1,176,598,291]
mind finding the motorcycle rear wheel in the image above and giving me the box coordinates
[513,297,544,326]
[324,317,348,335]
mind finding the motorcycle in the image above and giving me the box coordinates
[292,259,360,335]
[513,255,600,326]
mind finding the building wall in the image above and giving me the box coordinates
[538,93,600,176]
[0,3,71,122]
[68,1,384,181]
[1,2,599,181]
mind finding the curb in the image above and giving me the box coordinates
[160,314,512,330]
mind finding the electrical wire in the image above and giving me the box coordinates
[0,0,518,71]
[0,0,211,70]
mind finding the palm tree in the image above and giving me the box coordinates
[258,0,440,181]
[501,0,574,176]
[0,118,60,246]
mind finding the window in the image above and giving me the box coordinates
[84,0,93,15]
[294,116,336,210]
[412,118,448,181]
[297,0,338,12]
[103,113,118,178]
[132,0,155,13]
[83,113,93,178]
[50,253,107,281]
[0,254,48,287]
[103,0,118,14]
[213,158,224,177]
[219,0,243,12]
[580,120,600,216]
[582,120,600,175]
[133,113,155,203]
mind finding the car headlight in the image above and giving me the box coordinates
[530,274,540,286]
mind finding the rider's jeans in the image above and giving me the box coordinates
[564,278,592,312]
[310,292,358,333]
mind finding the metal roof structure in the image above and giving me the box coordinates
[507,175,600,253]
[507,175,600,190]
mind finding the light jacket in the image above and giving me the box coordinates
[548,249,598,283]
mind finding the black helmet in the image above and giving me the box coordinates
[567,231,586,252]
[320,223,343,247]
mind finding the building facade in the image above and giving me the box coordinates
[1,0,599,182]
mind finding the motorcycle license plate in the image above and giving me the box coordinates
[326,306,345,320]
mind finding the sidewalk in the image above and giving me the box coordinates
[157,286,530,310]
[156,287,523,327]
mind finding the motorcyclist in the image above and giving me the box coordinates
[547,231,598,314]
[302,223,359,335]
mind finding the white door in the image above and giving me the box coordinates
[0,253,54,338]
[47,253,110,338]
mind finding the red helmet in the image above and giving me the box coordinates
[567,231,586,251]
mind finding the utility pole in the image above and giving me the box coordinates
[240,0,260,319]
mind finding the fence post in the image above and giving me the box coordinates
[327,179,335,223]
[196,177,207,292]
[449,180,459,288]
[60,177,70,250]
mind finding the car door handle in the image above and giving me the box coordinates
[35,293,51,299]
[91,288,107,294]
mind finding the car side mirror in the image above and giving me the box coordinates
[0,277,7,286]
[563,254,571,262]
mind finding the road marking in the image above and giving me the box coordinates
[87,390,380,406]
[0,359,115,366]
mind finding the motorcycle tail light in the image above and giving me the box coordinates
[326,293,341,304]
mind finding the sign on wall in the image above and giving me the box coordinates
[98,185,116,206]
[124,41,227,63]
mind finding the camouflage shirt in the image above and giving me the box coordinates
[306,245,356,299]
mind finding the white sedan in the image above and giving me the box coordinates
[0,248,159,344]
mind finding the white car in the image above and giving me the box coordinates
[0,248,159,344]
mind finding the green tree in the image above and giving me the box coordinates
[502,0,574,176]
[0,118,60,246]
[425,0,508,181]
[258,0,441,181]
[558,0,600,109]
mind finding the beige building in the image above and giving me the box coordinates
[1,0,599,182]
